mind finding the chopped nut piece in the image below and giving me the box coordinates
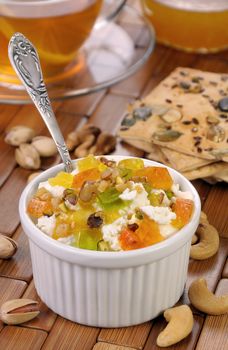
[79,181,97,202]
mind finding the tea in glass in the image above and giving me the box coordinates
[141,0,228,53]
[0,0,103,84]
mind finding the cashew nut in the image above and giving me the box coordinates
[191,234,198,245]
[188,278,228,315]
[157,305,194,347]
[190,220,219,260]
[89,132,116,155]
[200,211,208,223]
[74,134,96,158]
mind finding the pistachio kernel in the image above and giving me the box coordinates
[63,189,78,206]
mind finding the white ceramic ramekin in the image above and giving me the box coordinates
[19,156,201,327]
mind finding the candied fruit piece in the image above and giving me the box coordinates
[78,155,106,172]
[136,217,164,247]
[98,187,120,205]
[135,167,173,190]
[118,158,144,170]
[27,198,53,218]
[73,229,102,250]
[72,168,100,189]
[119,228,143,250]
[119,217,164,250]
[172,198,194,229]
[148,191,164,206]
[48,172,73,188]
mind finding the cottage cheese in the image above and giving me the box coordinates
[171,184,193,200]
[140,206,176,225]
[102,217,127,251]
[119,188,137,201]
[37,214,56,236]
[130,183,150,210]
[159,224,178,238]
[38,181,65,197]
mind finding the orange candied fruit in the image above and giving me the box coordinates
[172,198,194,229]
[135,166,173,190]
[119,217,164,251]
[27,198,53,218]
[136,216,164,247]
[119,228,143,251]
[72,168,100,189]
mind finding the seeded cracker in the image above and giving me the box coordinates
[119,67,228,167]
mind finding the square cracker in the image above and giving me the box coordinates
[119,67,228,162]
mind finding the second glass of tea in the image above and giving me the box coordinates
[141,0,228,53]
[0,0,103,85]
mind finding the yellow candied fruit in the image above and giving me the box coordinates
[77,154,107,172]
[48,171,74,188]
[118,158,144,170]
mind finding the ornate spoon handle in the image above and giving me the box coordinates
[8,32,73,173]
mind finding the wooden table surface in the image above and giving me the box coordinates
[0,1,227,349]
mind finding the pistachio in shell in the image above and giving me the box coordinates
[31,136,57,157]
[4,125,35,146]
[160,109,182,123]
[0,234,18,259]
[15,143,41,170]
[207,125,225,143]
[0,299,39,325]
[152,130,183,142]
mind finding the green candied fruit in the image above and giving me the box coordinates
[118,167,133,181]
[98,187,120,205]
[148,192,164,206]
[97,240,111,251]
[118,158,144,171]
[165,190,174,200]
[143,182,152,194]
[72,229,101,251]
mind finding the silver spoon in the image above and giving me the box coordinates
[8,32,73,173]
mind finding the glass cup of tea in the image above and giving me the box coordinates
[0,0,124,85]
[141,0,228,53]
